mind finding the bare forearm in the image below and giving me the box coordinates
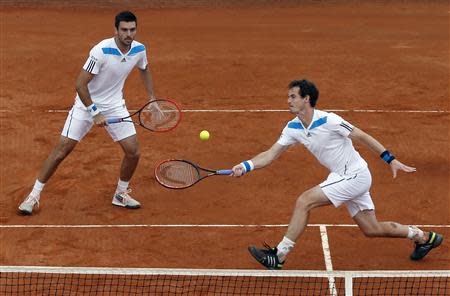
[75,84,93,107]
[350,127,386,155]
[75,70,95,108]
[350,127,416,177]
[232,143,287,176]
[139,67,155,98]
[251,143,288,169]
[359,133,385,154]
[251,150,275,169]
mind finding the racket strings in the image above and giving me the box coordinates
[140,101,180,131]
[156,161,200,188]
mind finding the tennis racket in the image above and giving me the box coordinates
[155,159,232,189]
[107,98,182,132]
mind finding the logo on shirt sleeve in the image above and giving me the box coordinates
[340,121,353,132]
[86,58,96,73]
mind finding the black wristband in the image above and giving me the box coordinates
[380,150,395,164]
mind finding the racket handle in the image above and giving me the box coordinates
[217,170,233,175]
[107,118,122,124]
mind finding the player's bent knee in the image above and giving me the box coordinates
[53,140,77,161]
[295,197,306,210]
[296,189,326,211]
[119,136,140,158]
[295,194,314,211]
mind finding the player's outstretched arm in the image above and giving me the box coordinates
[349,127,416,178]
[231,143,288,177]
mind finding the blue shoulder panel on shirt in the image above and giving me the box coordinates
[287,122,304,129]
[310,116,327,129]
[128,45,145,56]
[102,47,121,56]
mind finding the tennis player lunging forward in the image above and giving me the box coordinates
[19,11,157,215]
[232,79,443,269]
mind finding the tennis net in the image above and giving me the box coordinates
[0,266,448,296]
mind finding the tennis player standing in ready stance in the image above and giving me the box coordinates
[231,79,443,268]
[19,11,157,214]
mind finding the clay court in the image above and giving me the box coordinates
[0,0,449,294]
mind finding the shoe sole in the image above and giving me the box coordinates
[410,234,444,261]
[248,246,266,268]
[112,201,141,209]
[18,208,32,215]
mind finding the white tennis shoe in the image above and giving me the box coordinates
[18,194,40,215]
[112,189,141,209]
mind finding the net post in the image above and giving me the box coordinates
[344,273,353,296]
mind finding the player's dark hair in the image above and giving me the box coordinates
[288,79,319,107]
[115,11,137,29]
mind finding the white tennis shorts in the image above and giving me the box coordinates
[320,167,374,217]
[61,104,136,142]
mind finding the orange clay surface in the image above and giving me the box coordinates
[0,1,448,271]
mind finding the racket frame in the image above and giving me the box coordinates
[154,159,232,189]
[107,98,182,132]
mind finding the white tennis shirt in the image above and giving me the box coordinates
[75,37,148,110]
[277,109,368,175]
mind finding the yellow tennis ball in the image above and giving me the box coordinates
[199,130,210,141]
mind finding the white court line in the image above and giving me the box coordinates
[184,109,449,113]
[320,226,337,296]
[0,108,449,114]
[0,223,448,228]
[34,109,449,113]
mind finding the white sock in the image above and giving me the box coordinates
[116,179,129,194]
[30,180,45,198]
[407,226,425,242]
[276,236,296,262]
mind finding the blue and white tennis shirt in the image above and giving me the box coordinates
[277,109,368,175]
[75,38,148,110]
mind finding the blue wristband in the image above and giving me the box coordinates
[87,103,100,116]
[241,160,254,173]
[380,150,395,164]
